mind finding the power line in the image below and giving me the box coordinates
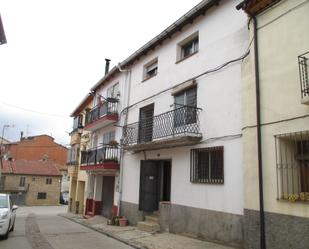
[0,100,69,119]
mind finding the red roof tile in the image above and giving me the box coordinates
[1,159,61,176]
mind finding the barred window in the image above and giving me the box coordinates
[190,147,224,184]
[275,131,309,202]
[37,192,47,200]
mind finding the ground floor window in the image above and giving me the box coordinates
[37,192,47,199]
[275,131,309,202]
[190,146,224,184]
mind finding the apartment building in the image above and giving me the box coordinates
[67,0,249,247]
[237,0,309,249]
[67,93,93,214]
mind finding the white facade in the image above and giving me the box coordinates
[122,0,247,216]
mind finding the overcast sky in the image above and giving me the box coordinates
[0,0,203,146]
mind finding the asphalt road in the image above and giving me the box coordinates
[0,206,132,249]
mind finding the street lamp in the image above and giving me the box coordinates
[0,124,14,185]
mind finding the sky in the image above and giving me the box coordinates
[0,0,203,146]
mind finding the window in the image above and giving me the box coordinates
[0,176,5,190]
[275,131,309,202]
[32,177,36,181]
[103,131,116,145]
[46,177,52,185]
[298,52,309,104]
[174,86,197,127]
[190,147,224,184]
[37,192,47,199]
[107,83,119,98]
[143,59,158,80]
[177,32,199,62]
[73,115,83,130]
[19,176,26,187]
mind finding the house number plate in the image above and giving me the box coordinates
[149,176,154,180]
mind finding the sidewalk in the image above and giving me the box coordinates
[60,213,239,249]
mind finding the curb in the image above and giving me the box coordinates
[58,214,147,249]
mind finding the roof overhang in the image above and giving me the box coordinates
[236,0,281,15]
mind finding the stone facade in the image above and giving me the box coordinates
[2,174,61,206]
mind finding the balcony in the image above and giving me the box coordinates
[122,105,202,152]
[84,99,118,131]
[80,145,120,172]
[298,52,309,105]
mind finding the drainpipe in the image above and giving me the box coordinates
[116,63,132,217]
[252,16,266,249]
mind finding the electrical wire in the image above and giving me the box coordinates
[120,49,250,116]
[0,101,69,119]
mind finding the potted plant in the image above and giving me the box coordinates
[118,217,128,227]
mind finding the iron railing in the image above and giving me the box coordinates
[122,105,201,145]
[85,99,118,126]
[298,52,309,99]
[81,145,120,165]
[275,131,309,202]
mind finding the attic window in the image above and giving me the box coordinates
[143,58,158,81]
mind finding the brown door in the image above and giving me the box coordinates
[102,176,115,217]
[138,104,154,143]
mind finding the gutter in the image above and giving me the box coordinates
[252,16,266,249]
[236,2,266,247]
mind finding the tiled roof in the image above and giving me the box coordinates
[1,159,62,176]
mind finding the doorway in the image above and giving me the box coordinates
[138,104,154,143]
[101,176,115,217]
[139,160,171,212]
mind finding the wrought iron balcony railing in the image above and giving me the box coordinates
[122,105,201,145]
[81,145,120,166]
[85,99,118,126]
[298,52,309,100]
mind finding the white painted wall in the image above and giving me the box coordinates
[121,0,248,215]
[241,0,309,218]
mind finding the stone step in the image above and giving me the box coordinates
[145,215,159,223]
[137,221,160,233]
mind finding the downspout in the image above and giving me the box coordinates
[252,16,266,249]
[116,63,132,217]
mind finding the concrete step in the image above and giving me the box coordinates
[145,215,159,223]
[137,221,160,233]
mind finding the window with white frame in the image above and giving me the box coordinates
[143,58,158,81]
[177,32,199,61]
[275,131,309,202]
[190,147,224,184]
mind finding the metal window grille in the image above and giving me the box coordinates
[37,192,47,200]
[190,146,224,184]
[275,131,309,202]
[298,52,309,98]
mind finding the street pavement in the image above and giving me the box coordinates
[0,205,132,249]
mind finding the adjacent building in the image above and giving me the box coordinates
[5,134,69,193]
[0,159,62,206]
[237,0,309,249]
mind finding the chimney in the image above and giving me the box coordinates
[105,58,111,75]
[20,131,24,140]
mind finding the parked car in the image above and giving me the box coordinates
[60,191,69,205]
[0,193,18,239]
